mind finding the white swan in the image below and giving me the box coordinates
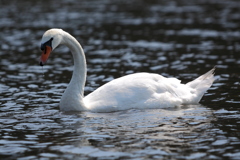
[39,28,215,112]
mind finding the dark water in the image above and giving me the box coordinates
[0,0,240,159]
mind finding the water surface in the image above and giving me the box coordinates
[0,0,240,159]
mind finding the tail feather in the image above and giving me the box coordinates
[186,67,216,103]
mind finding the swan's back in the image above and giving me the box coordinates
[84,70,215,112]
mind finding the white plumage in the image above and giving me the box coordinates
[40,29,215,112]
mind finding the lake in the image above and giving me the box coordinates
[0,0,240,159]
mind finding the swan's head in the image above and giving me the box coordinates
[39,29,63,66]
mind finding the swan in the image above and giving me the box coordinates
[39,28,215,112]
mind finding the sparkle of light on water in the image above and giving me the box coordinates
[0,0,240,159]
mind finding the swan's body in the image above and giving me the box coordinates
[40,29,215,112]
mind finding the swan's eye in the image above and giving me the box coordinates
[40,37,53,53]
[40,44,47,54]
[40,44,45,51]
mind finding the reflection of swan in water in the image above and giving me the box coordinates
[39,29,215,112]
[84,105,213,126]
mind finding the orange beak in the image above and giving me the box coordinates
[40,45,52,66]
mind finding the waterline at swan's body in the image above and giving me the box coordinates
[39,28,215,112]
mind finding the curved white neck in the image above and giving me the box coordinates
[59,32,87,111]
